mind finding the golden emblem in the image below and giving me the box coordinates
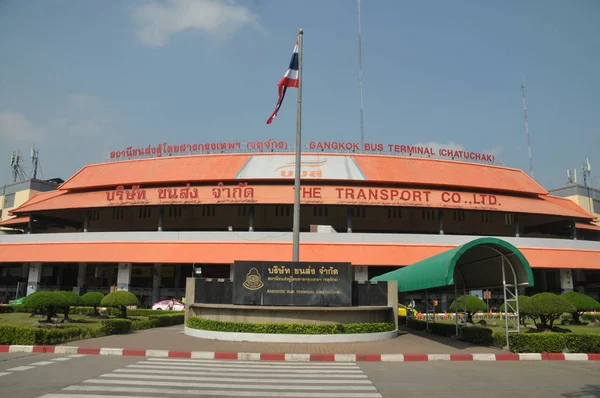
[242,268,264,290]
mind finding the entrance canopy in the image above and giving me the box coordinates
[371,238,534,292]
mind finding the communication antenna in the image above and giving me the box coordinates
[566,169,572,184]
[31,147,40,179]
[582,158,592,187]
[10,151,20,183]
[357,0,365,149]
[521,84,534,179]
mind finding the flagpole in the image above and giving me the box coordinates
[292,28,304,262]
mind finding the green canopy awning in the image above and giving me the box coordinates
[371,237,534,292]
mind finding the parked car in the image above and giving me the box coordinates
[152,299,185,311]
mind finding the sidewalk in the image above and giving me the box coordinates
[62,325,502,355]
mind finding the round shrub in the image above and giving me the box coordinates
[81,292,105,316]
[561,292,600,324]
[57,291,83,320]
[23,292,70,323]
[520,292,576,329]
[101,291,139,318]
[449,295,488,323]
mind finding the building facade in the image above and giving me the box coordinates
[0,150,599,308]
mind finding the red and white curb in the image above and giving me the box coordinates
[1,346,598,361]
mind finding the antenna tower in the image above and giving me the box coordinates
[357,0,365,149]
[31,147,40,179]
[10,151,21,183]
[521,84,534,179]
[582,158,592,187]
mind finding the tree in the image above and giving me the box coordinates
[520,292,576,329]
[449,295,487,323]
[23,291,70,323]
[81,292,105,316]
[101,290,139,318]
[561,291,600,324]
[499,295,531,326]
[57,291,83,321]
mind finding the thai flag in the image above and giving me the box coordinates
[266,38,299,125]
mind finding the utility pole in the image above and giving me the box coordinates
[357,0,365,149]
[521,85,534,179]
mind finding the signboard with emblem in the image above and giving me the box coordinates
[232,261,353,306]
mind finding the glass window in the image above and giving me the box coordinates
[4,193,15,208]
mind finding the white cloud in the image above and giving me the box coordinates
[0,111,45,142]
[131,0,261,47]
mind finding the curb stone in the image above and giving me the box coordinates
[0,346,599,361]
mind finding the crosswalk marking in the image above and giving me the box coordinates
[7,366,36,371]
[36,358,382,398]
[51,358,73,362]
[0,372,12,377]
[30,361,55,366]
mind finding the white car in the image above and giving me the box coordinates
[152,299,185,311]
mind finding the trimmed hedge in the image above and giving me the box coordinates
[459,326,493,345]
[430,322,457,337]
[508,333,600,353]
[0,306,15,314]
[406,319,428,331]
[187,318,395,335]
[0,325,102,345]
[100,319,132,334]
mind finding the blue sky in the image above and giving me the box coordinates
[0,0,598,190]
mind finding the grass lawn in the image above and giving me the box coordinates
[0,313,104,330]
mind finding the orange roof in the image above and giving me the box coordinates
[60,154,252,191]
[352,155,547,195]
[0,216,30,226]
[9,183,594,220]
[576,222,600,232]
[58,153,547,196]
[0,240,598,269]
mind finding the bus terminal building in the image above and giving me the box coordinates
[1,141,599,308]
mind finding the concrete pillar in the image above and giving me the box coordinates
[572,220,577,240]
[539,270,548,292]
[56,264,64,287]
[83,213,89,232]
[158,207,164,232]
[441,293,449,312]
[438,210,444,235]
[346,208,353,233]
[117,263,132,291]
[514,214,520,237]
[26,262,42,296]
[560,269,574,293]
[27,217,33,234]
[21,263,30,279]
[77,263,87,289]
[354,266,368,282]
[248,206,255,232]
[152,263,162,303]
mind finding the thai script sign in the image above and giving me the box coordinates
[102,184,501,210]
[109,140,495,163]
[232,261,353,306]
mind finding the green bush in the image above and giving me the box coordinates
[0,325,103,345]
[12,304,29,313]
[406,318,428,331]
[148,314,185,327]
[57,291,83,320]
[582,314,600,323]
[449,295,488,323]
[81,292,105,316]
[127,309,175,317]
[23,292,71,322]
[460,326,493,345]
[561,292,600,324]
[0,306,15,314]
[101,291,139,318]
[508,333,600,353]
[342,322,396,334]
[69,307,96,316]
[101,319,132,334]
[521,293,576,329]
[186,318,395,335]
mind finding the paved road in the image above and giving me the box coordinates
[1,353,599,397]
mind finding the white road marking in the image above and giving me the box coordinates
[114,368,368,378]
[7,366,35,371]
[146,357,358,366]
[30,361,55,366]
[99,373,373,384]
[51,357,73,362]
[0,372,12,377]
